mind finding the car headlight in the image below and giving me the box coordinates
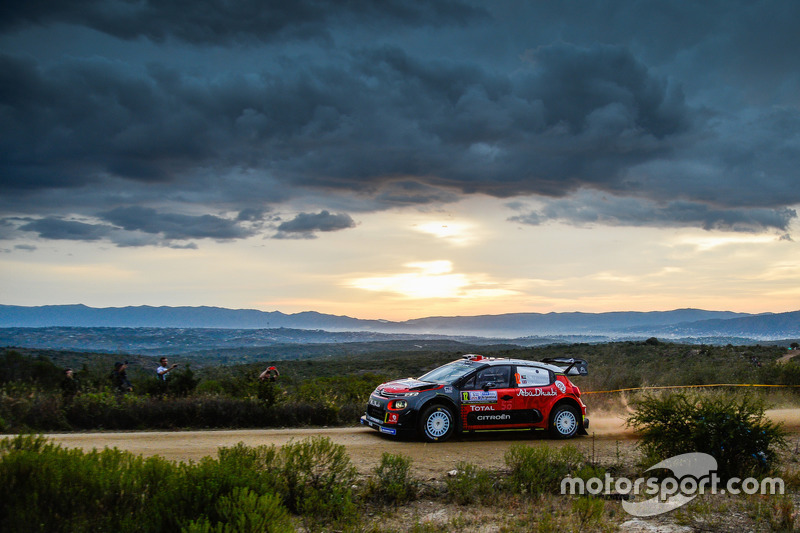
[391,400,408,410]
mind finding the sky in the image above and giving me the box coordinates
[1,0,799,321]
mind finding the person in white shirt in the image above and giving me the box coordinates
[157,357,178,380]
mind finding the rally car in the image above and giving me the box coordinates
[360,354,588,442]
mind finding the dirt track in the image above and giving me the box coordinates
[38,409,800,478]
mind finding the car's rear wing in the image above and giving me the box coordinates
[541,357,588,376]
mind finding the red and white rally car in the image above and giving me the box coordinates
[361,354,589,442]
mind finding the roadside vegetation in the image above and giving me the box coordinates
[1,341,799,531]
[2,428,798,532]
[1,341,799,432]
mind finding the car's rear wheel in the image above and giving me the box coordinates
[549,404,580,439]
[418,404,455,442]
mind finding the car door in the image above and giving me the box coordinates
[512,365,556,427]
[460,365,527,430]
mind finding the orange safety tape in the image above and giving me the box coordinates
[583,383,800,394]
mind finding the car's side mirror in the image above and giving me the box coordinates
[483,382,496,391]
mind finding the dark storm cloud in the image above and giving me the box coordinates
[100,206,254,240]
[510,193,798,233]
[1,0,799,244]
[0,0,485,44]
[19,218,114,241]
[0,53,214,191]
[2,42,690,198]
[11,207,260,247]
[274,210,355,239]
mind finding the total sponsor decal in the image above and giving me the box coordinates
[471,405,496,411]
[517,387,557,397]
[462,390,498,403]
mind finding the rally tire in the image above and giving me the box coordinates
[418,405,455,442]
[549,404,580,439]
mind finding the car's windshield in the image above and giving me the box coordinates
[418,361,480,384]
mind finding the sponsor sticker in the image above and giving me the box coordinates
[379,427,397,435]
[369,398,382,407]
[476,413,511,421]
[385,412,399,424]
[555,380,567,393]
[466,409,540,425]
[461,390,498,403]
[517,387,557,397]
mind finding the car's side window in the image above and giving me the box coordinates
[461,373,477,389]
[514,366,552,387]
[471,365,511,389]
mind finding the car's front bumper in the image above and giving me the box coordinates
[360,414,413,436]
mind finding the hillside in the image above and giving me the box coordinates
[1,305,798,347]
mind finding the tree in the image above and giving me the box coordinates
[168,365,200,397]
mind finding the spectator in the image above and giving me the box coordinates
[157,357,179,381]
[259,365,280,382]
[111,361,133,393]
[61,367,80,403]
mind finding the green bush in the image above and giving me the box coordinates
[445,461,494,505]
[627,391,786,479]
[0,435,366,532]
[182,487,293,533]
[504,444,586,496]
[366,452,418,505]
[0,435,180,532]
[279,435,358,527]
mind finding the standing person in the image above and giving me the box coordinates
[259,364,280,382]
[157,357,179,381]
[61,367,80,403]
[111,362,133,393]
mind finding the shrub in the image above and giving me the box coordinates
[445,461,494,505]
[0,435,366,532]
[504,444,585,496]
[627,391,786,479]
[571,496,606,532]
[182,487,293,533]
[366,452,418,505]
[279,436,358,528]
[0,434,179,532]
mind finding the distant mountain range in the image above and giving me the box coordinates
[1,304,798,342]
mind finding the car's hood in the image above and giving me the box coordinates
[379,378,439,394]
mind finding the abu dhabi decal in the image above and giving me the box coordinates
[518,387,557,397]
[462,390,498,403]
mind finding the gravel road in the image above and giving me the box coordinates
[38,409,800,478]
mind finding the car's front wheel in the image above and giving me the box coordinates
[418,404,455,442]
[549,404,580,439]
